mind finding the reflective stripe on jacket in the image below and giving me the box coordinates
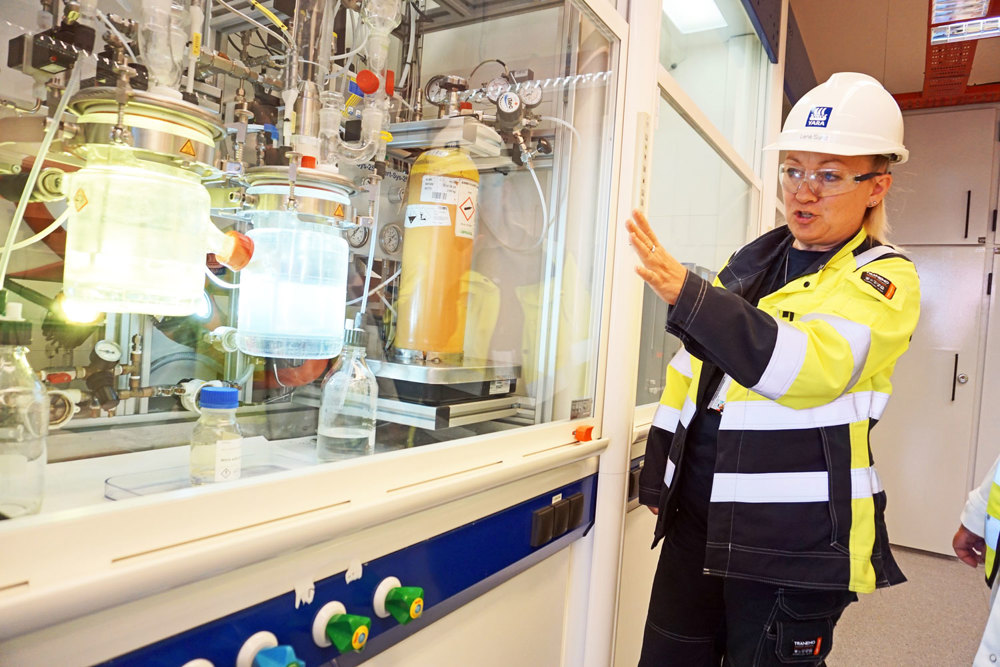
[639,226,920,593]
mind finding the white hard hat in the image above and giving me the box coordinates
[767,72,908,164]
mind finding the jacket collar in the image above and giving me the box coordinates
[830,226,873,268]
[718,225,872,298]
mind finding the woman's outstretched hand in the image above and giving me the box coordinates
[626,209,688,305]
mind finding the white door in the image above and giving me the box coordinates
[875,245,989,554]
[974,249,1000,487]
[887,108,998,245]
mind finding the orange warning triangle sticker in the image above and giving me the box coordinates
[334,203,345,217]
[73,188,88,212]
[179,139,196,157]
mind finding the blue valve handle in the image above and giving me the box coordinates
[253,645,304,667]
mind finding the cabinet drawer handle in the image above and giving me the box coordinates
[964,190,971,239]
[952,353,959,401]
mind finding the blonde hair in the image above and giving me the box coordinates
[862,155,892,244]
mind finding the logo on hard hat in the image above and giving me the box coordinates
[805,106,833,128]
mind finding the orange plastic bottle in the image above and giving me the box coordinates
[394,148,479,361]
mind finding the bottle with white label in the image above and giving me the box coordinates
[189,386,242,485]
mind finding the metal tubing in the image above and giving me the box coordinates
[197,49,283,89]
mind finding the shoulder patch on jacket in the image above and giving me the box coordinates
[860,271,896,299]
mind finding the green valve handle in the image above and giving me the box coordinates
[326,613,371,653]
[385,586,425,625]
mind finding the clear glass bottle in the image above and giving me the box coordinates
[317,326,378,461]
[0,305,48,519]
[189,386,242,485]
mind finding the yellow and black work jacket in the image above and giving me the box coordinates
[639,226,920,593]
[984,466,1000,587]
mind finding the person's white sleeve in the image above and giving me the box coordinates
[962,456,1000,538]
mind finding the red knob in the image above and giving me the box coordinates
[356,69,379,95]
[384,69,395,97]
[300,155,316,169]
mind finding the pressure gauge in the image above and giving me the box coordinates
[425,76,448,105]
[94,339,122,363]
[379,224,402,254]
[485,76,510,103]
[347,225,370,249]
[497,91,521,115]
[519,84,542,108]
[425,74,468,106]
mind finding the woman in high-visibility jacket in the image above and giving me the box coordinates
[628,72,921,666]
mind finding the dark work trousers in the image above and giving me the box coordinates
[637,509,857,666]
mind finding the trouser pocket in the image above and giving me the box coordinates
[769,589,856,664]
[775,617,833,662]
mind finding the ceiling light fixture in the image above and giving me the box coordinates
[930,15,1000,44]
[931,0,989,24]
[662,0,728,34]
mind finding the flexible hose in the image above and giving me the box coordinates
[247,0,289,34]
[527,165,548,238]
[359,179,382,315]
[261,357,329,388]
[0,208,68,252]
[215,0,292,49]
[96,10,136,61]
[378,291,396,317]
[331,29,369,62]
[479,169,563,254]
[0,63,82,292]
[397,1,417,88]
[347,268,400,306]
[539,115,582,147]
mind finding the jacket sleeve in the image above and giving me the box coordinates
[666,256,920,409]
[962,455,999,538]
[639,346,693,506]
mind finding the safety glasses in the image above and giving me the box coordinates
[779,164,886,197]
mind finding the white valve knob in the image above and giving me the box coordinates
[235,630,277,667]
[312,600,347,647]
[372,576,401,619]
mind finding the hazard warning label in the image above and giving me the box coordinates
[459,196,475,221]
[179,139,196,157]
[454,181,477,239]
[73,188,88,212]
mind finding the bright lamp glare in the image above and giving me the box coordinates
[194,291,213,321]
[663,0,728,34]
[61,298,101,324]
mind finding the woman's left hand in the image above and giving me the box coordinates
[626,209,688,305]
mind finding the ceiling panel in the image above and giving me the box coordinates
[969,36,1000,84]
[789,0,929,94]
[884,0,930,93]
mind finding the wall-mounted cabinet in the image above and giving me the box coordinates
[887,108,999,246]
